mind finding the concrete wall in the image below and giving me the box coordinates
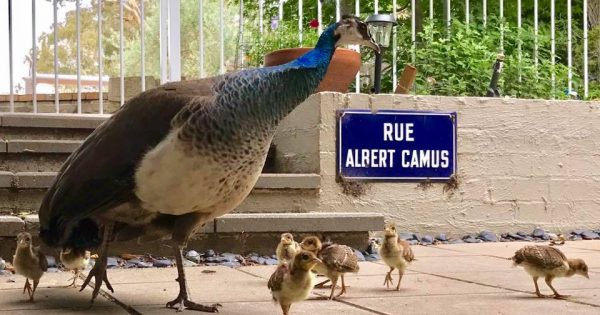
[313,92,600,235]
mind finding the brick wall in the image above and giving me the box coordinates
[314,92,600,235]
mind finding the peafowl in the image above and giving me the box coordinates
[38,15,378,313]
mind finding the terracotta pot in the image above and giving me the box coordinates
[264,47,361,93]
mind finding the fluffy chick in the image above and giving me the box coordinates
[512,245,589,299]
[13,232,48,302]
[60,248,91,288]
[300,236,360,299]
[379,223,415,291]
[276,233,300,265]
[268,250,321,315]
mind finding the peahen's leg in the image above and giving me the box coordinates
[165,213,221,312]
[80,224,114,302]
[165,244,222,312]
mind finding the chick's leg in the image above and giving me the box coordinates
[545,275,570,299]
[328,276,339,300]
[281,304,291,315]
[533,277,550,298]
[80,224,115,302]
[23,278,31,296]
[31,279,39,302]
[395,269,404,291]
[335,274,347,297]
[384,267,395,288]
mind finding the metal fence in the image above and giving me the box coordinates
[1,0,594,115]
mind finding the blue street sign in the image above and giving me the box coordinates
[337,109,457,180]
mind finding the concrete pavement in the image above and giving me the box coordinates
[1,241,599,314]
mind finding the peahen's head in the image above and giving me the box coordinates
[330,15,380,53]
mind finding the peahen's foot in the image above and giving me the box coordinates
[165,292,222,313]
[535,292,551,298]
[80,262,114,301]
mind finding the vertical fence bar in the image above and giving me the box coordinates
[119,0,124,106]
[199,0,205,76]
[411,0,416,65]
[551,0,555,97]
[534,0,538,72]
[279,0,283,21]
[483,0,487,27]
[317,0,322,35]
[584,0,589,98]
[8,0,14,112]
[429,0,433,20]
[446,0,451,36]
[335,0,340,20]
[567,0,572,93]
[32,0,37,112]
[141,0,145,91]
[159,0,168,83]
[375,0,379,14]
[219,0,225,74]
[392,0,398,88]
[499,0,503,52]
[239,0,244,68]
[517,0,521,83]
[54,0,59,113]
[169,0,181,80]
[76,0,82,113]
[98,0,103,114]
[299,0,303,46]
[465,0,469,24]
[259,0,263,34]
[355,0,360,93]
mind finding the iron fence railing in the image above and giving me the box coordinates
[1,0,595,114]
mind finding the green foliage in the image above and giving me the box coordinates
[244,20,320,67]
[399,18,578,99]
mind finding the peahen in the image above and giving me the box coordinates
[38,15,378,312]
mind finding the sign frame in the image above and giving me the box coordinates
[336,109,458,182]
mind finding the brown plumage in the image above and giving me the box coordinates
[379,223,415,290]
[268,250,321,315]
[299,236,359,299]
[276,233,300,265]
[13,232,48,302]
[512,245,589,299]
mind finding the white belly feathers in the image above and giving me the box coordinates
[134,131,263,216]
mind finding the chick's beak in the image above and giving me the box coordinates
[313,257,322,264]
[585,273,590,279]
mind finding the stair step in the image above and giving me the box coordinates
[0,113,107,129]
[4,139,83,153]
[0,172,320,190]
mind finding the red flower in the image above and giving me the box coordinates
[309,19,319,29]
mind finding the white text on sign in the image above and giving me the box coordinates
[345,123,449,168]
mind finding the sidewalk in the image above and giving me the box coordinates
[1,241,599,314]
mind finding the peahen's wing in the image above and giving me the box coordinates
[35,247,48,272]
[39,77,223,248]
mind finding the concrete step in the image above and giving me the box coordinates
[0,113,104,140]
[0,139,84,172]
[0,212,384,257]
[0,172,321,214]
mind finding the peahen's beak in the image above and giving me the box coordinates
[359,25,380,53]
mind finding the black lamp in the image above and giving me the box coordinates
[365,14,397,93]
